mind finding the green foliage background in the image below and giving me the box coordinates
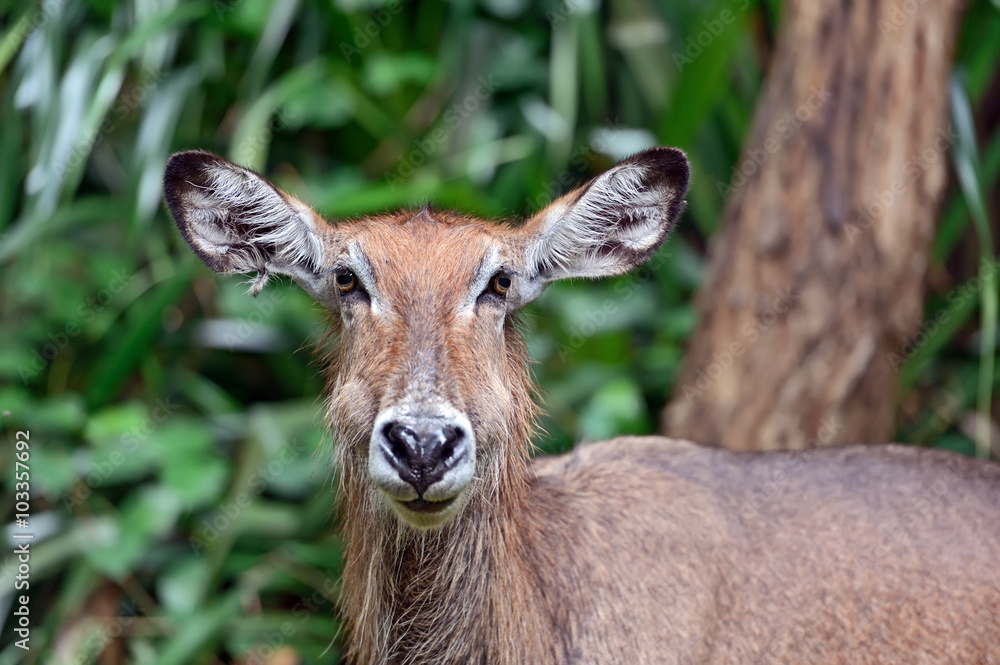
[0,0,997,663]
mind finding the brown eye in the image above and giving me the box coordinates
[491,274,511,296]
[336,271,356,293]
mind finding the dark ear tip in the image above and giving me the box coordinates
[164,150,223,189]
[163,151,229,241]
[627,146,690,194]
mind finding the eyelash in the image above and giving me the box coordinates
[478,272,512,304]
[335,271,356,293]
[333,269,370,303]
[333,268,508,305]
[491,274,511,296]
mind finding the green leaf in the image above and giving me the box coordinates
[578,377,649,441]
[84,271,193,407]
[85,402,150,448]
[85,485,182,579]
[158,556,214,616]
[153,592,243,665]
[949,72,997,459]
[659,0,751,146]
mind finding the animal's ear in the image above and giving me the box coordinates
[517,147,688,287]
[163,151,337,304]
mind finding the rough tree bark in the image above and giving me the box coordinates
[663,0,964,451]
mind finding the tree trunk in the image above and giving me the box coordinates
[663,0,963,451]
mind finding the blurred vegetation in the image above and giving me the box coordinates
[0,0,997,663]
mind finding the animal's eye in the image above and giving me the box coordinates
[491,274,511,296]
[336,271,356,293]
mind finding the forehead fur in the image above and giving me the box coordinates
[342,208,509,292]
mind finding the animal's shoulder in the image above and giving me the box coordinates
[532,434,714,469]
[529,436,1000,503]
[528,436,725,494]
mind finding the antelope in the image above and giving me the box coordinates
[164,148,1000,665]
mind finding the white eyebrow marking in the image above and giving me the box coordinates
[347,242,383,314]
[460,246,501,314]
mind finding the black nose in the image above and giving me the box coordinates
[381,421,467,496]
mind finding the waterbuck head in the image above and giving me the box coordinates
[164,148,689,529]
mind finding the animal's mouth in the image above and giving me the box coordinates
[401,496,457,514]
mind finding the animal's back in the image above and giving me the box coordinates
[526,437,1000,664]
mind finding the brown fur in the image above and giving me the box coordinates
[320,212,542,664]
[316,213,999,665]
[163,151,1000,665]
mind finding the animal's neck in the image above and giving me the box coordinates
[340,448,536,664]
[331,323,543,663]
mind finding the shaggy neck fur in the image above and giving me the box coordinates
[326,320,542,665]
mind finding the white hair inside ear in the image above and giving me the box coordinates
[164,151,338,303]
[520,147,690,284]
